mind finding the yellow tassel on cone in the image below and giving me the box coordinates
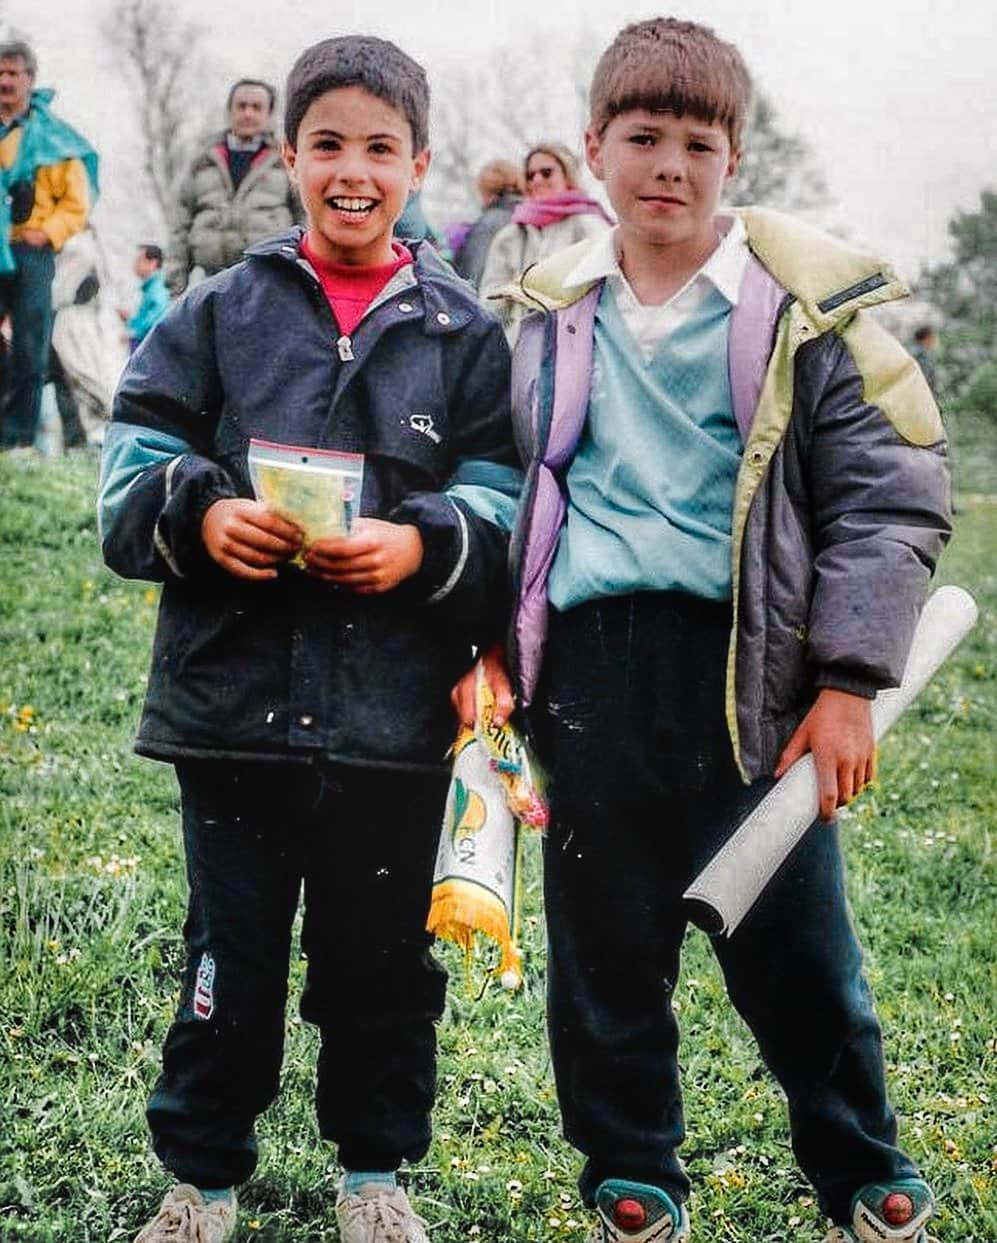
[427,667,544,992]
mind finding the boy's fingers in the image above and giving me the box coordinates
[225,539,285,568]
[837,761,856,810]
[218,554,277,581]
[774,726,807,779]
[490,674,516,726]
[813,748,839,822]
[450,677,476,727]
[307,551,380,575]
[252,509,302,542]
[233,525,299,555]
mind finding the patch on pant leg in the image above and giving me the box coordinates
[193,951,216,1020]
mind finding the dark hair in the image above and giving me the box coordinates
[590,18,752,149]
[914,324,936,343]
[226,78,277,113]
[284,36,429,151]
[139,244,163,266]
[0,39,37,79]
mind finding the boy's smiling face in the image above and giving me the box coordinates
[586,108,739,256]
[283,85,430,267]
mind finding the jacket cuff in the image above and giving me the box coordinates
[813,668,880,700]
[157,460,238,579]
[388,492,466,604]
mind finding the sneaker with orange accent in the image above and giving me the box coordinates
[588,1180,690,1242]
[823,1179,937,1243]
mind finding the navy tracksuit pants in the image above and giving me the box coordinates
[0,242,55,449]
[147,759,449,1188]
[530,592,920,1224]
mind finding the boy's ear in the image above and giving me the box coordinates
[282,139,297,179]
[726,147,742,181]
[584,127,605,182]
[411,147,431,192]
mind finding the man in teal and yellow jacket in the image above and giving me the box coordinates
[0,38,97,448]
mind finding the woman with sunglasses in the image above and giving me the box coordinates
[481,141,612,345]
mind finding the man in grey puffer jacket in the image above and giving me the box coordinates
[166,79,300,294]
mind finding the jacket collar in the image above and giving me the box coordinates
[507,205,909,327]
[247,228,483,335]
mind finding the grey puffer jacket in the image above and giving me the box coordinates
[504,208,952,781]
[167,134,299,291]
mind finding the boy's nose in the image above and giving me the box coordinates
[335,149,369,183]
[653,144,686,181]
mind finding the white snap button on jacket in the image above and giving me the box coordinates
[398,302,414,313]
[437,312,451,325]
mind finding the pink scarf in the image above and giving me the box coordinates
[512,191,614,229]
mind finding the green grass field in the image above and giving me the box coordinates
[1,446,994,1242]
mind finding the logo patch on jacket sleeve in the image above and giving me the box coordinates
[193,951,216,1020]
[409,413,441,444]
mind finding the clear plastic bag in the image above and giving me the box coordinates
[247,439,364,557]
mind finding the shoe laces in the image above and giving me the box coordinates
[338,1190,428,1243]
[141,1192,231,1243]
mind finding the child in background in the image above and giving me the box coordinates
[457,17,950,1243]
[119,243,170,349]
[99,35,518,1243]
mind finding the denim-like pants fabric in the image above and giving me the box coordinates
[0,242,55,448]
[147,759,449,1188]
[531,592,919,1223]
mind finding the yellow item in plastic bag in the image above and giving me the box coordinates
[427,666,547,990]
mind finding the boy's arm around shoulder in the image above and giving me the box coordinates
[804,312,952,696]
[388,312,521,643]
[98,287,238,583]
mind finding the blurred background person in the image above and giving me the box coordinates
[0,36,97,449]
[480,140,611,344]
[49,226,127,449]
[451,158,524,288]
[119,242,169,350]
[909,323,940,397]
[166,78,298,293]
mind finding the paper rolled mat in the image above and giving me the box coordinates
[683,586,979,937]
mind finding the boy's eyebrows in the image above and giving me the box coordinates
[623,115,723,137]
[307,127,403,142]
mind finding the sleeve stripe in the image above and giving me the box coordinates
[427,499,470,604]
[151,455,187,578]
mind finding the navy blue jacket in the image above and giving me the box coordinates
[99,231,520,771]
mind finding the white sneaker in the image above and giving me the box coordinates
[335,1181,430,1243]
[133,1184,237,1242]
[588,1180,690,1242]
[823,1179,936,1243]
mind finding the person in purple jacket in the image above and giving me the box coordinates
[454,17,950,1243]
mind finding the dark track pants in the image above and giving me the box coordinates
[0,242,55,448]
[531,592,919,1223]
[147,759,449,1188]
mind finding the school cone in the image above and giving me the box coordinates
[427,666,547,990]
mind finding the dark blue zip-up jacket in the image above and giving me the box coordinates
[98,230,521,772]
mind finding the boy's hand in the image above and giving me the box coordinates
[451,644,515,728]
[304,518,423,593]
[202,499,302,580]
[774,688,876,822]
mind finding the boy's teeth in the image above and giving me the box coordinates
[331,197,375,211]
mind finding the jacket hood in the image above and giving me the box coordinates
[504,206,909,328]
